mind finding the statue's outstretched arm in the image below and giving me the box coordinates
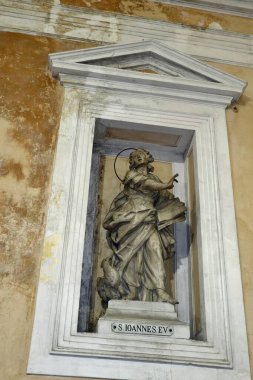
[142,174,179,191]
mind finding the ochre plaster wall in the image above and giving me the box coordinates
[0,28,253,380]
[0,32,99,380]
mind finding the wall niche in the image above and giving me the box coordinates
[78,119,197,336]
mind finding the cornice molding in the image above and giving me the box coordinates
[1,0,253,67]
[152,0,253,19]
[49,40,246,105]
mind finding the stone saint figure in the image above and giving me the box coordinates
[97,148,186,306]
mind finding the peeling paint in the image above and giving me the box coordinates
[208,21,223,30]
[52,190,63,209]
[0,159,24,180]
[40,234,60,283]
[42,234,60,264]
[44,1,60,35]
[63,15,119,43]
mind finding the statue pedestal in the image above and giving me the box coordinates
[97,300,190,339]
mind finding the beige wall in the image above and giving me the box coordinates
[0,8,253,378]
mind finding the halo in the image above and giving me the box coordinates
[114,147,137,183]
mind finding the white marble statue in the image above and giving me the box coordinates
[97,148,186,306]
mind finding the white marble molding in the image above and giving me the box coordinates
[1,0,253,68]
[28,41,250,379]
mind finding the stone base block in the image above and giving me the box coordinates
[97,300,190,339]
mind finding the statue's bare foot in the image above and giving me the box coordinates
[156,289,179,304]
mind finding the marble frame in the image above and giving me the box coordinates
[28,42,250,379]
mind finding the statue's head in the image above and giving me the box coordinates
[129,148,154,170]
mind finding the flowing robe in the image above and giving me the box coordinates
[103,169,186,296]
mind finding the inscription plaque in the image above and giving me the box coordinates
[111,322,174,336]
[97,301,190,339]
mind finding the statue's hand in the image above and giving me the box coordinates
[167,173,179,189]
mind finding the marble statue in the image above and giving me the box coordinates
[97,148,186,306]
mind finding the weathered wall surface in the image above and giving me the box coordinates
[0,4,253,378]
[0,32,99,380]
[61,0,253,34]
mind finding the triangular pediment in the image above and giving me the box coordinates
[77,51,186,78]
[49,41,246,103]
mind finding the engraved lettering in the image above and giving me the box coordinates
[111,322,174,336]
